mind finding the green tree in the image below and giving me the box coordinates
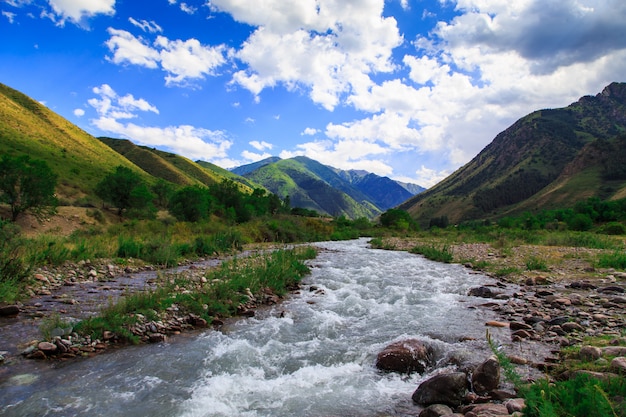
[95,166,154,217]
[380,209,416,230]
[169,185,213,222]
[152,179,175,209]
[0,154,58,221]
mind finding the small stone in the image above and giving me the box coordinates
[148,333,166,343]
[37,342,57,353]
[610,357,626,373]
[419,404,454,417]
[506,398,526,413]
[485,321,509,328]
[579,346,602,361]
[562,322,585,332]
[509,321,532,331]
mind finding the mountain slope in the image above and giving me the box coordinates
[234,156,423,217]
[243,157,380,218]
[0,83,145,202]
[399,82,626,225]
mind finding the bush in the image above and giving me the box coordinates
[567,213,593,231]
[599,222,626,235]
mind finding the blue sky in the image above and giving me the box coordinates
[1,0,626,187]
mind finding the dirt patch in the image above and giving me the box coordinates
[0,206,119,238]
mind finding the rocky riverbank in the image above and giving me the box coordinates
[373,238,626,416]
[2,238,625,416]
[0,247,286,366]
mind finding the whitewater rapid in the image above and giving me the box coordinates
[1,238,502,416]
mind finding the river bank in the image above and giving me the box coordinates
[1,237,625,416]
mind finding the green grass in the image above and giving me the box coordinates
[74,247,317,342]
[409,244,454,263]
[525,256,550,271]
[523,374,625,417]
[597,251,626,270]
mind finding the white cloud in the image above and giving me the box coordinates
[2,11,16,23]
[73,108,85,117]
[106,28,160,68]
[301,127,319,136]
[179,2,196,14]
[128,17,162,33]
[155,36,228,85]
[412,165,450,189]
[87,84,232,162]
[47,0,115,26]
[249,140,273,151]
[212,0,402,110]
[105,28,229,86]
[242,150,272,162]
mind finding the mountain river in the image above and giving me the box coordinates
[0,238,511,416]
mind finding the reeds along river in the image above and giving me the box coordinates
[0,238,502,417]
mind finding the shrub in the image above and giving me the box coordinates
[526,256,549,271]
[599,222,626,235]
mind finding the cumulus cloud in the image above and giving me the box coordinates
[212,0,402,110]
[73,108,85,117]
[87,84,232,161]
[47,0,115,26]
[437,0,626,74]
[412,165,450,189]
[242,150,272,162]
[301,127,319,136]
[105,28,229,86]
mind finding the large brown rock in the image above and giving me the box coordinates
[471,355,500,394]
[412,372,468,407]
[376,339,433,374]
[0,304,19,317]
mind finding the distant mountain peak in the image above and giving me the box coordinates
[231,156,424,218]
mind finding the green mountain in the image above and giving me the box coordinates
[0,81,419,219]
[399,82,626,226]
[0,83,252,206]
[98,137,255,192]
[234,156,421,218]
[0,83,149,203]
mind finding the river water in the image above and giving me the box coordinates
[0,238,507,417]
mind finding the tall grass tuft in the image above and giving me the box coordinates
[409,244,453,263]
[597,251,626,270]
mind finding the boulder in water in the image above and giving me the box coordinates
[376,339,433,374]
[412,372,468,407]
[471,355,500,394]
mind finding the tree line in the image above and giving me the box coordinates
[0,156,293,224]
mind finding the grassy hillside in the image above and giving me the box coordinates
[400,82,626,226]
[0,83,145,203]
[244,158,380,218]
[98,137,200,187]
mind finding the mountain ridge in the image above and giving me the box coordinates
[232,156,424,218]
[399,82,626,225]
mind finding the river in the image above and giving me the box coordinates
[0,238,507,416]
